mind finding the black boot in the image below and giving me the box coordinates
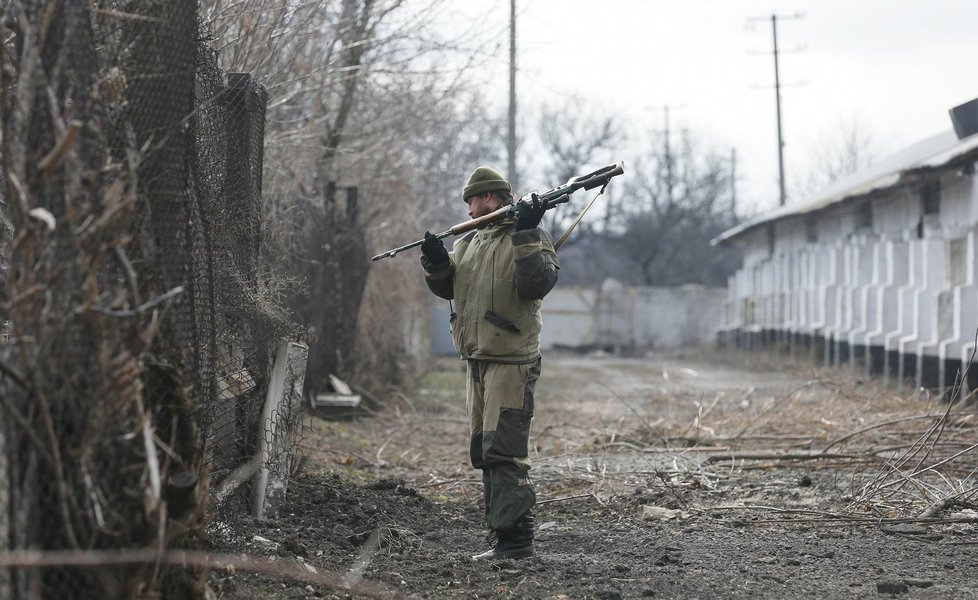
[472,512,534,560]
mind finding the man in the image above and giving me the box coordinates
[420,166,559,560]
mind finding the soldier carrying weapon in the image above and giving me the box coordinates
[422,166,555,560]
[376,162,622,560]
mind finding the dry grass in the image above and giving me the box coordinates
[298,351,978,526]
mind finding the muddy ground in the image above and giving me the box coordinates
[208,350,978,599]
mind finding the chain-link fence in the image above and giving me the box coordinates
[0,2,304,597]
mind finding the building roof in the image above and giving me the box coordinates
[712,129,978,245]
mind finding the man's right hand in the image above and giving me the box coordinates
[420,231,449,266]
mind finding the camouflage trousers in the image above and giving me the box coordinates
[466,357,541,531]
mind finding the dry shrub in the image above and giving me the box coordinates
[203,0,505,400]
[351,209,430,392]
[669,350,978,518]
[0,3,284,597]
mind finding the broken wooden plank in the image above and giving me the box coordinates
[311,393,361,409]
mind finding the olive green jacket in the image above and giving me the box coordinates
[423,218,559,363]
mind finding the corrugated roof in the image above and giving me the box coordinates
[712,129,978,245]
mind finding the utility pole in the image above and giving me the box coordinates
[771,14,785,207]
[730,148,738,216]
[750,13,803,207]
[507,0,517,191]
[650,104,684,204]
[664,105,673,204]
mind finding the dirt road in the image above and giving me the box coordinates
[210,351,978,599]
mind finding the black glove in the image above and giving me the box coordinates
[420,231,449,266]
[514,195,547,231]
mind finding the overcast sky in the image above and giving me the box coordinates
[431,0,977,215]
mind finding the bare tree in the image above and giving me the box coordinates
[201,0,507,394]
[558,133,741,287]
[801,112,885,197]
[621,134,739,286]
[532,98,624,240]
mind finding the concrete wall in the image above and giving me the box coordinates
[431,282,726,355]
[719,166,978,395]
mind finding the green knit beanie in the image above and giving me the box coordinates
[462,166,511,201]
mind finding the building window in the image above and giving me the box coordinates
[856,202,872,230]
[805,217,817,243]
[921,180,941,215]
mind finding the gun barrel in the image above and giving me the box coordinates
[371,237,424,261]
[534,161,624,203]
[578,162,624,190]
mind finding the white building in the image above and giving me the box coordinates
[714,99,978,394]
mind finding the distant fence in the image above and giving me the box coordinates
[0,3,304,598]
[431,282,725,355]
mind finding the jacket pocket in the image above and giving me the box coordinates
[479,310,524,356]
[485,309,521,333]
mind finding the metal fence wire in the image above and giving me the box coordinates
[0,2,300,598]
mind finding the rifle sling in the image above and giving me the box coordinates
[554,182,609,251]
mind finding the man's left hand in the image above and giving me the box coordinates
[515,195,547,231]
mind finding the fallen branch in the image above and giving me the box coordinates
[820,414,941,453]
[537,493,601,506]
[856,408,955,501]
[418,478,480,488]
[705,452,881,464]
[893,444,978,481]
[709,504,978,525]
[709,434,821,442]
[637,446,732,454]
[918,497,962,520]
[212,456,261,507]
